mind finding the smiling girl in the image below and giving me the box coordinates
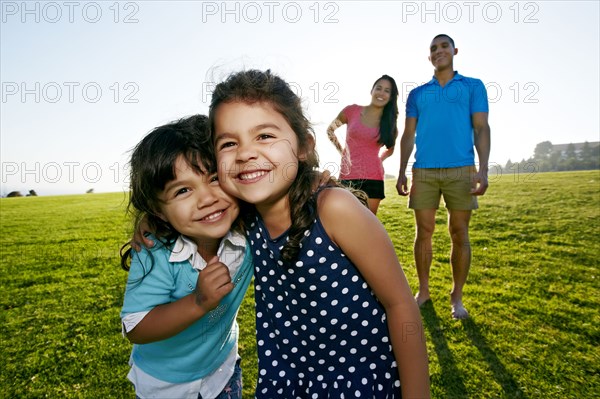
[210,70,430,399]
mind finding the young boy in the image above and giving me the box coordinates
[120,115,252,399]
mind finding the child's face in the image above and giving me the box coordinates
[214,101,302,208]
[157,155,239,246]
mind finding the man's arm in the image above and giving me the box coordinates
[396,117,417,196]
[471,112,491,196]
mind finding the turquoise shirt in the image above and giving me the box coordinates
[121,236,253,384]
[406,72,489,168]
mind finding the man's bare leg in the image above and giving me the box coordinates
[448,209,472,319]
[414,209,437,306]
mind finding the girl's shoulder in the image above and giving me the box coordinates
[317,187,368,217]
[130,235,177,270]
[315,187,371,244]
[126,237,179,283]
[141,235,173,256]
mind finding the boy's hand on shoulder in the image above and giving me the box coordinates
[194,256,234,313]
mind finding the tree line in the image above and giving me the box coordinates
[499,141,600,174]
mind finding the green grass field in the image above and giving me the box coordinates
[1,170,599,398]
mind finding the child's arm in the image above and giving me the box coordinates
[318,188,431,398]
[125,256,234,344]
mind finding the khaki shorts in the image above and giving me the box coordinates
[409,166,478,210]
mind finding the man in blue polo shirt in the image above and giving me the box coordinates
[396,34,491,319]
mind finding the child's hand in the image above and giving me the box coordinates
[312,170,332,192]
[194,256,234,313]
[131,215,155,251]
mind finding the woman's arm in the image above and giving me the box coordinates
[318,188,431,398]
[379,145,395,162]
[326,110,348,154]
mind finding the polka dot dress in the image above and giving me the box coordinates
[248,214,402,399]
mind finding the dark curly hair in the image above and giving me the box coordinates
[120,115,215,271]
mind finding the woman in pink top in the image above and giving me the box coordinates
[327,75,399,214]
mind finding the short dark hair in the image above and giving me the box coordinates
[121,115,213,271]
[432,34,455,48]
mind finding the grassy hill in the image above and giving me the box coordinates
[1,170,598,398]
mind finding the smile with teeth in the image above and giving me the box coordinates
[237,170,269,181]
[200,210,224,222]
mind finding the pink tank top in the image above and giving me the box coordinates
[339,104,384,180]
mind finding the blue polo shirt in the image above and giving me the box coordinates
[406,72,488,168]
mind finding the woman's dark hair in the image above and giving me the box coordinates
[372,74,399,148]
[208,69,321,263]
[120,115,214,271]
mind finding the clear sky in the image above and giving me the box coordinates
[1,0,599,195]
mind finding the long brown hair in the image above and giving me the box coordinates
[372,74,399,148]
[209,70,321,262]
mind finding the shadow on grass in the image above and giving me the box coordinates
[420,301,526,398]
[461,318,527,398]
[420,301,469,398]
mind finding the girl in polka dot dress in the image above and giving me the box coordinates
[211,70,430,399]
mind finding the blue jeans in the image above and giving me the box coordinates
[198,359,242,399]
